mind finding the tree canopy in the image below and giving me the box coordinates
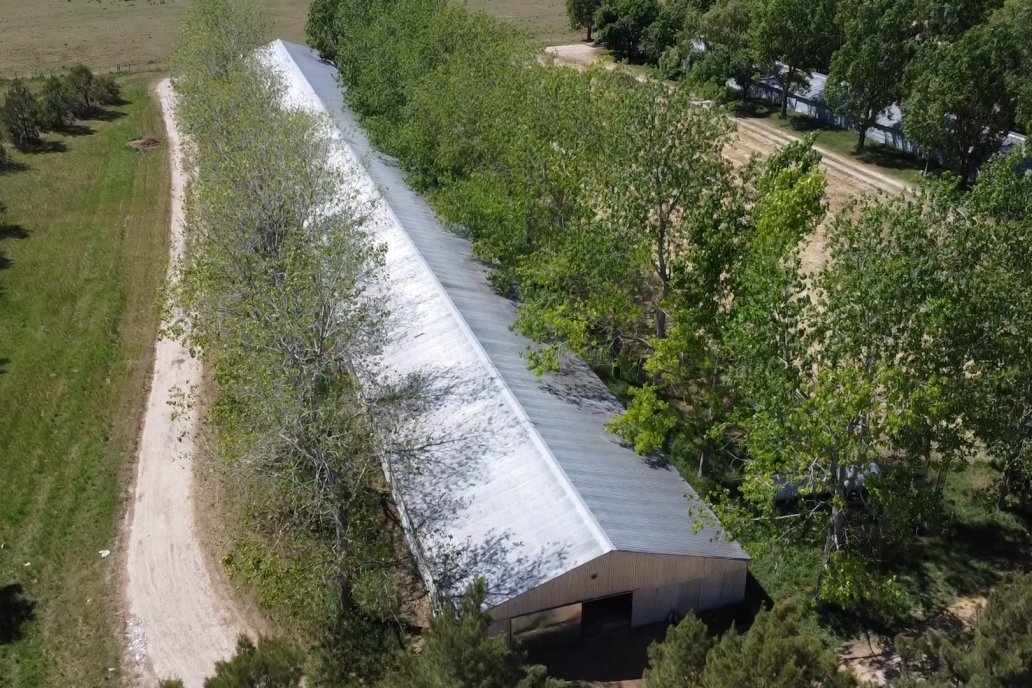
[1,80,41,151]
[566,0,603,41]
[645,606,856,688]
[826,0,916,150]
[749,0,840,116]
[903,17,1022,182]
[594,0,661,57]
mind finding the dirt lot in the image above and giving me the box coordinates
[0,0,311,76]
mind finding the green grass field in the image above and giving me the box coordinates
[463,0,580,44]
[0,0,312,76]
[0,0,576,76]
[0,74,169,687]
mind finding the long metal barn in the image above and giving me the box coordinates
[264,40,750,647]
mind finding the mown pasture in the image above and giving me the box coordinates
[0,74,169,687]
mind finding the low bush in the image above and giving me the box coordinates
[1,79,42,150]
[205,636,303,688]
[39,76,72,130]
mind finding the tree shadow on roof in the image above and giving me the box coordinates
[385,364,575,607]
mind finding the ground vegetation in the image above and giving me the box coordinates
[0,74,169,686]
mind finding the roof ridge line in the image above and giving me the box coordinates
[273,40,615,557]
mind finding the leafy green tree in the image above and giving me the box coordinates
[749,0,840,116]
[915,0,1005,41]
[990,0,1032,133]
[605,81,731,342]
[1,80,42,151]
[566,0,603,41]
[608,384,681,454]
[40,76,73,131]
[380,579,570,688]
[826,0,916,151]
[902,20,1021,183]
[691,0,756,102]
[640,0,695,63]
[514,80,732,373]
[594,0,661,58]
[204,635,303,688]
[92,74,122,106]
[716,140,958,613]
[306,0,341,59]
[63,64,98,118]
[170,0,268,103]
[946,149,1032,510]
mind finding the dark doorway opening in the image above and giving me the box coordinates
[581,592,632,637]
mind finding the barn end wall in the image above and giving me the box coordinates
[489,550,748,628]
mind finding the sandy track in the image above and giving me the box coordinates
[549,43,909,274]
[545,43,908,229]
[124,79,253,688]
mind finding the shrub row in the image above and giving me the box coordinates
[0,66,121,150]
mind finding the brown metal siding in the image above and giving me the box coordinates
[490,551,747,623]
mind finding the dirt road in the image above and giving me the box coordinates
[725,115,906,271]
[123,79,253,688]
[546,43,909,270]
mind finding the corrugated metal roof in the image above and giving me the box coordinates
[265,40,748,608]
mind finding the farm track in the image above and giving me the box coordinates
[123,79,254,688]
[546,43,910,273]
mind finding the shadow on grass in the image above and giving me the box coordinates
[0,224,29,241]
[0,159,29,174]
[60,122,96,137]
[851,147,935,174]
[733,101,778,119]
[0,583,35,644]
[26,140,67,154]
[90,108,127,122]
[0,224,29,272]
[901,517,1031,614]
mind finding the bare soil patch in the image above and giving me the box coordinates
[838,595,988,686]
[128,137,160,151]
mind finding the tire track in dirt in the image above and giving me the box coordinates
[123,79,254,688]
[547,43,909,273]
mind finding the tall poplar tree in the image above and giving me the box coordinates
[826,0,916,151]
[749,0,840,117]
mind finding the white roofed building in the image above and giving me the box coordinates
[262,39,750,646]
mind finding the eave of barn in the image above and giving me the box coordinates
[262,39,750,614]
